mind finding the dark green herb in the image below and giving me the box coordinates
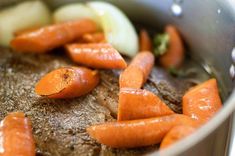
[153,33,169,57]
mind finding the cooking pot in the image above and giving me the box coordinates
[1,0,235,155]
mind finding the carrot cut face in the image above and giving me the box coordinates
[66,43,127,69]
[0,112,35,156]
[130,51,155,82]
[139,29,152,52]
[119,51,154,88]
[35,67,100,98]
[119,66,144,89]
[78,32,105,43]
[118,88,174,121]
[87,114,197,148]
[160,125,196,149]
[11,19,97,53]
[183,79,222,124]
[159,25,184,69]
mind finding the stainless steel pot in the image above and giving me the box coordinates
[1,0,235,155]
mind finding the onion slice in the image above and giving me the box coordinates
[87,1,138,57]
[0,0,51,46]
[53,3,100,26]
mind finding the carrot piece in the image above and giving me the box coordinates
[139,29,152,51]
[87,114,197,148]
[183,79,222,124]
[159,25,184,68]
[119,66,144,89]
[79,32,105,43]
[160,125,196,149]
[14,27,40,36]
[11,19,97,53]
[130,52,155,81]
[35,67,100,98]
[118,88,174,121]
[66,43,127,69]
[119,51,154,88]
[0,112,35,156]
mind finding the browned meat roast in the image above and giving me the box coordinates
[0,48,207,156]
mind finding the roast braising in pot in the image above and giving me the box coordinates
[0,0,230,156]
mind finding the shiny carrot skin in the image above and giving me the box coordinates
[160,25,184,68]
[130,52,154,81]
[79,32,105,43]
[139,29,152,51]
[11,19,97,53]
[118,88,174,121]
[87,114,197,148]
[66,43,127,69]
[35,67,99,98]
[160,125,196,149]
[183,79,222,124]
[119,66,144,89]
[119,51,154,88]
[0,112,35,156]
[14,27,40,36]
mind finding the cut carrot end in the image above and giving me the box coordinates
[35,67,73,96]
[160,125,196,149]
[119,66,144,89]
[118,88,174,121]
[182,78,222,124]
[35,67,100,99]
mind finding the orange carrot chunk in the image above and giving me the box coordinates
[130,51,155,81]
[35,67,99,98]
[139,29,152,51]
[119,66,144,89]
[160,125,196,149]
[118,88,174,121]
[0,112,35,156]
[79,32,105,43]
[119,51,154,88]
[87,114,197,148]
[183,78,222,124]
[66,43,127,69]
[11,19,97,53]
[14,27,40,36]
[160,25,184,68]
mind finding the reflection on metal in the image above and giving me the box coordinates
[231,47,235,64]
[230,65,235,80]
[171,0,183,17]
[171,3,182,17]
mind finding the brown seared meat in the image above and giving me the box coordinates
[0,48,206,156]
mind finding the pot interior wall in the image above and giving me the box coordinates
[1,0,234,99]
[0,0,235,155]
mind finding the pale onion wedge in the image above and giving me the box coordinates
[0,0,51,47]
[87,1,138,57]
[53,3,100,27]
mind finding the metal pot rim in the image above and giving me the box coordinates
[150,90,235,156]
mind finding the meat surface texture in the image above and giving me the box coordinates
[0,48,206,156]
